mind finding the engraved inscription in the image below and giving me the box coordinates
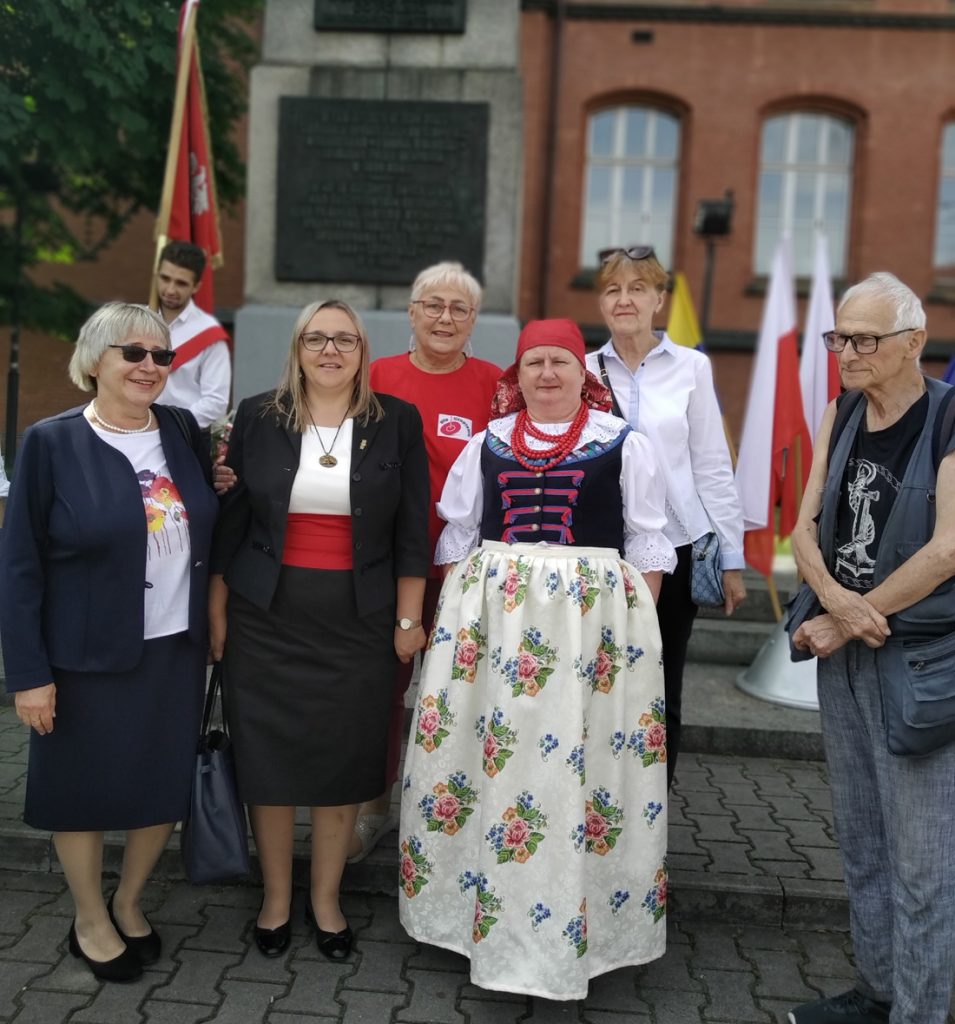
[275,98,488,285]
[314,0,466,34]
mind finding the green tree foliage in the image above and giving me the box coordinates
[0,0,262,335]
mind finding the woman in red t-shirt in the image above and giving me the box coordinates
[349,262,501,862]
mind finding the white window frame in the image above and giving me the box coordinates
[579,105,680,269]
[933,122,955,270]
[754,111,854,277]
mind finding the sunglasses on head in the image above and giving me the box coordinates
[598,245,656,265]
[108,344,176,367]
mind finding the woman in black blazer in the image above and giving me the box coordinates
[0,303,218,982]
[209,298,429,961]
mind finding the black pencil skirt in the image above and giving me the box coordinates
[223,565,397,806]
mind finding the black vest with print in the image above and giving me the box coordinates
[479,426,628,554]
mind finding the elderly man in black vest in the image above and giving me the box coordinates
[787,273,955,1024]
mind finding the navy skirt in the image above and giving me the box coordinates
[24,632,205,832]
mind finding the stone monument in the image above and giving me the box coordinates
[234,0,523,400]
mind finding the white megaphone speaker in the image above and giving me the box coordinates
[736,619,819,711]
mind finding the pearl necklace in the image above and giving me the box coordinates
[89,401,153,435]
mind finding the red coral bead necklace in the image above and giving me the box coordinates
[510,402,589,472]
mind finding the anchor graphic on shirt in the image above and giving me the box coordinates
[835,460,879,581]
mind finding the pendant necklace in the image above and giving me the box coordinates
[307,405,350,468]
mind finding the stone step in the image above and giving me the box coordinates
[681,661,823,761]
[687,615,776,665]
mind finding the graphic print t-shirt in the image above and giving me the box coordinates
[90,424,192,637]
[833,393,928,591]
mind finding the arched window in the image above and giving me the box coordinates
[580,105,680,269]
[754,112,854,276]
[934,122,955,270]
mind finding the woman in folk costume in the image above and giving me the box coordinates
[398,318,676,1000]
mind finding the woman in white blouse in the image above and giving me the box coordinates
[399,319,674,999]
[586,246,746,787]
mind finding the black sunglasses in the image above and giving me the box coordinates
[109,344,176,367]
[598,245,656,265]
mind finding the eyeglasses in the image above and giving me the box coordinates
[108,344,176,367]
[300,331,361,353]
[598,245,656,264]
[412,299,474,322]
[822,328,915,355]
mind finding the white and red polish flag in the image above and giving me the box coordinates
[736,236,812,576]
[799,233,841,442]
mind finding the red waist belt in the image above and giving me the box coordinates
[282,514,353,570]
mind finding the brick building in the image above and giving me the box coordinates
[518,0,955,430]
[6,0,955,440]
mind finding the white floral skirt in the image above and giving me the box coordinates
[398,542,668,1000]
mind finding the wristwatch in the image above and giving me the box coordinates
[396,617,422,630]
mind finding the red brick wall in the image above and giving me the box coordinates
[519,3,955,438]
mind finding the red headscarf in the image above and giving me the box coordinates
[491,318,612,417]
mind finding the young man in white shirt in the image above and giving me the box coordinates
[153,241,231,431]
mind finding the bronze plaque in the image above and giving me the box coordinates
[275,98,488,285]
[314,0,466,34]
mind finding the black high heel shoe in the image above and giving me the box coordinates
[107,893,162,965]
[304,900,352,961]
[254,901,292,958]
[68,921,143,983]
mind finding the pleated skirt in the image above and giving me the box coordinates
[224,565,397,806]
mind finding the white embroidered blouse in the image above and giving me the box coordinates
[434,409,677,574]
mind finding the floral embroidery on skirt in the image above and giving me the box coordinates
[399,541,668,1000]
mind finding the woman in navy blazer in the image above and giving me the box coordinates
[0,304,218,982]
[209,298,429,962]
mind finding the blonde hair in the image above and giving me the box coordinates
[409,261,483,311]
[595,250,669,294]
[69,303,170,392]
[265,299,383,430]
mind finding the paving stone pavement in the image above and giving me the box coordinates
[3,692,954,1022]
[0,701,846,931]
[0,868,880,1024]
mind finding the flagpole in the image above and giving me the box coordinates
[150,1,199,309]
[194,35,223,271]
[766,574,783,622]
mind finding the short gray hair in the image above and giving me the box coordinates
[69,303,170,393]
[409,261,483,311]
[838,272,926,332]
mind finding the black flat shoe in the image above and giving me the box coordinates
[254,901,292,958]
[107,893,162,965]
[254,919,291,957]
[305,901,352,961]
[68,922,143,983]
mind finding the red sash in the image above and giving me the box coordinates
[282,514,353,570]
[172,325,230,370]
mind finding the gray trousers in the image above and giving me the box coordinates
[818,641,955,1024]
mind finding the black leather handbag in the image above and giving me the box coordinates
[181,663,250,884]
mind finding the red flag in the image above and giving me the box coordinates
[735,237,812,576]
[155,0,222,312]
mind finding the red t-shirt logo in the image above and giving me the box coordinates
[437,414,472,439]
